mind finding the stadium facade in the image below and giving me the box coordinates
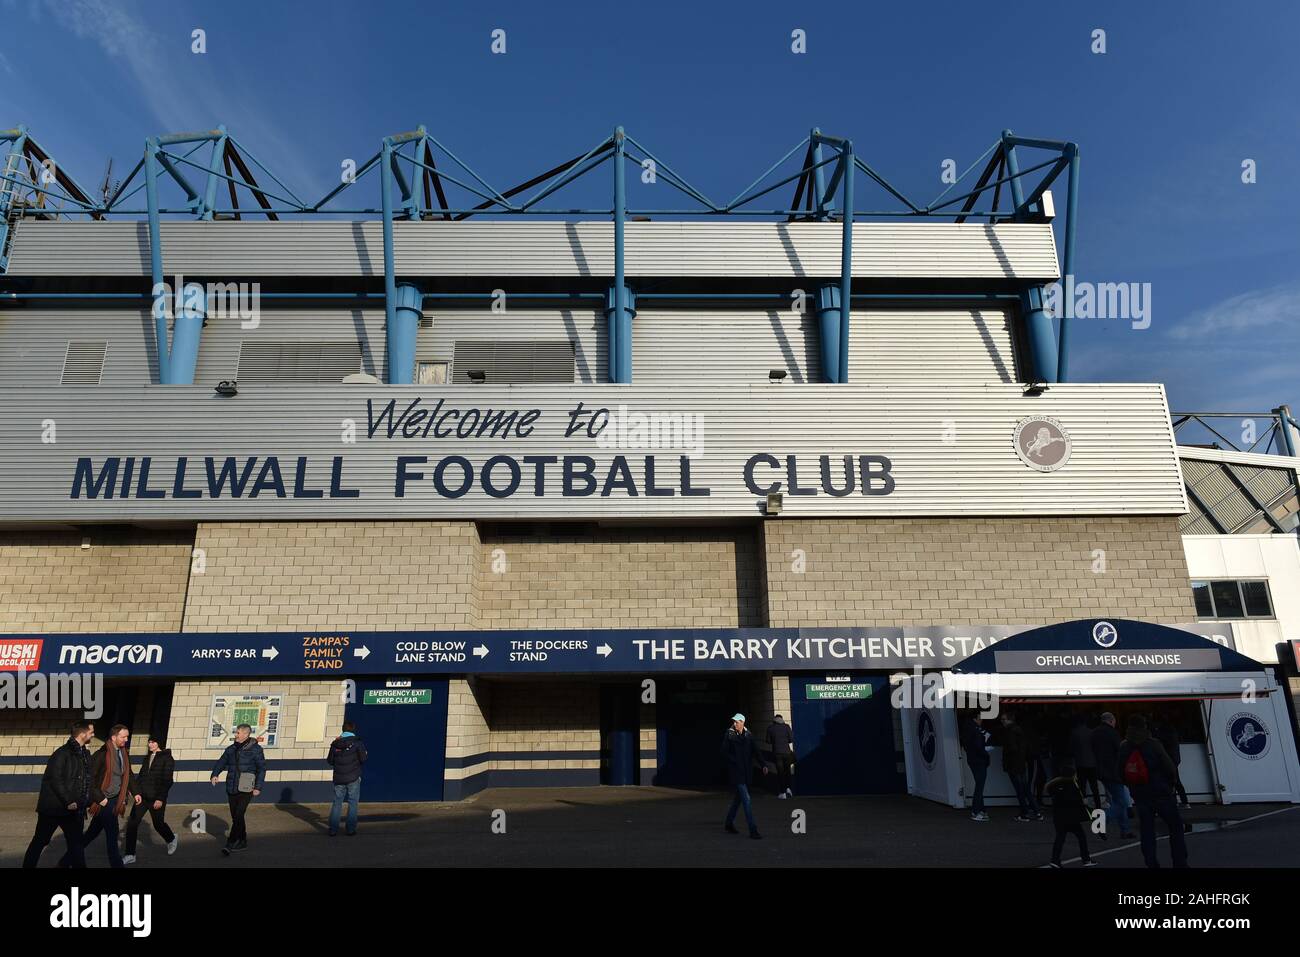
[1,125,1297,805]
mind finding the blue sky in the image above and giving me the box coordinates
[3,0,1298,419]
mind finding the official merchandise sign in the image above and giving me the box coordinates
[208,693,282,748]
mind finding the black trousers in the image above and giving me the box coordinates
[22,812,84,869]
[773,755,794,792]
[125,799,176,855]
[1052,820,1092,865]
[227,792,253,845]
[1077,766,1102,807]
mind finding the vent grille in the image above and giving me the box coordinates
[60,341,108,385]
[452,340,575,384]
[236,340,363,383]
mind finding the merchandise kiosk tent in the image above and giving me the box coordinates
[899,619,1300,807]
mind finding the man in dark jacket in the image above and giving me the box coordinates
[999,712,1042,821]
[721,713,768,839]
[766,714,795,799]
[1070,714,1101,809]
[1091,711,1135,839]
[22,721,94,868]
[1155,717,1189,807]
[62,724,137,868]
[210,723,266,856]
[326,721,367,836]
[124,734,177,863]
[1118,715,1188,868]
[960,714,992,821]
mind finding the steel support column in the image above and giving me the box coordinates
[837,142,854,382]
[610,126,632,383]
[144,137,170,384]
[1058,143,1080,382]
[380,136,400,383]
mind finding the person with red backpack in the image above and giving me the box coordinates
[1117,715,1188,868]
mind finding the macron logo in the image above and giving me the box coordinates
[58,644,162,666]
[49,887,151,938]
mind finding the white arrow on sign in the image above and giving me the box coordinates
[473,645,489,659]
[596,643,612,658]
[354,646,371,660]
[261,647,279,661]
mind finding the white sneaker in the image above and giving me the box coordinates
[122,854,136,865]
[784,788,793,798]
[167,836,179,855]
[778,792,788,799]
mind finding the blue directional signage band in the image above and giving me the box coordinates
[0,622,1234,678]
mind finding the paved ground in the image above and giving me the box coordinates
[2,788,1297,868]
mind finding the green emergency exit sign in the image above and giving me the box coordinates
[363,688,433,706]
[805,682,872,700]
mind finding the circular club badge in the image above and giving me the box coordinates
[1013,416,1072,472]
[1092,621,1119,648]
[1226,712,1271,760]
[917,711,937,769]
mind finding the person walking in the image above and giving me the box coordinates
[999,712,1042,822]
[124,734,178,863]
[721,713,768,839]
[1155,717,1190,808]
[766,714,795,799]
[1091,712,1135,840]
[22,721,94,869]
[1044,763,1097,868]
[61,724,137,868]
[210,723,266,856]
[326,721,367,836]
[1118,715,1188,869]
[960,713,992,822]
[1070,714,1102,809]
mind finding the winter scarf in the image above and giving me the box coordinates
[100,739,131,816]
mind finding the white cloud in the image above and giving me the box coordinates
[1168,281,1300,341]
[30,0,325,198]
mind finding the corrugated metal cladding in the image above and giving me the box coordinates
[0,383,1186,521]
[4,220,1061,279]
[0,306,1017,386]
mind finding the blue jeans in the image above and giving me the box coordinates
[1102,779,1132,836]
[329,779,361,834]
[725,783,757,832]
[970,762,988,814]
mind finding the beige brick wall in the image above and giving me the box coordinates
[167,679,346,786]
[445,677,492,783]
[764,516,1196,626]
[488,679,600,771]
[477,525,762,629]
[0,529,192,632]
[182,521,480,631]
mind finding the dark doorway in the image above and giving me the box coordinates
[343,679,449,802]
[790,673,904,795]
[600,682,640,785]
[655,676,741,787]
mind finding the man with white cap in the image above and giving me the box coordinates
[721,713,768,839]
